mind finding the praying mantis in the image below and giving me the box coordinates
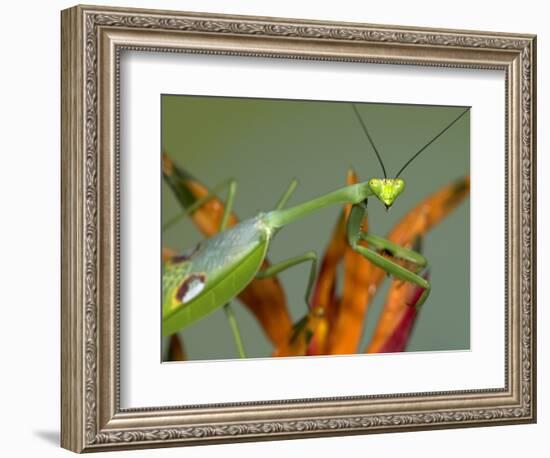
[162,103,470,342]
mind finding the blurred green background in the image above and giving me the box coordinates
[161,95,470,361]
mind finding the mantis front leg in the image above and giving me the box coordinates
[347,203,431,307]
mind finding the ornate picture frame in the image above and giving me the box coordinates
[61,4,536,453]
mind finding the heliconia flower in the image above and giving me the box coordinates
[307,173,469,356]
[365,177,469,353]
[163,152,469,358]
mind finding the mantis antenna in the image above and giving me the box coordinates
[352,103,387,179]
[395,107,471,178]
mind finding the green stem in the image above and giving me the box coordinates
[223,303,246,359]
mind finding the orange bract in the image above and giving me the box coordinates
[388,176,470,246]
[305,209,347,355]
[365,280,415,353]
[273,309,328,357]
[166,334,186,362]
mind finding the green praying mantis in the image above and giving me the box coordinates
[162,104,470,347]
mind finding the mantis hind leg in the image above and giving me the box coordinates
[219,180,237,231]
[162,179,238,233]
[256,251,318,309]
[347,204,431,307]
[163,176,297,233]
[223,303,246,358]
[274,178,298,210]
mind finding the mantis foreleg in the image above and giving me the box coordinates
[360,233,427,272]
[256,251,318,308]
[347,204,431,307]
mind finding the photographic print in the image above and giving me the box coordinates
[62,5,536,451]
[161,96,470,362]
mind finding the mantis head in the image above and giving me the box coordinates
[368,178,405,210]
[352,103,469,210]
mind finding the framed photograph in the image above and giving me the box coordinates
[61,4,536,453]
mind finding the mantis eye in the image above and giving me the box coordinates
[369,178,383,193]
[394,178,406,195]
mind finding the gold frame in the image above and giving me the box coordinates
[61,4,537,453]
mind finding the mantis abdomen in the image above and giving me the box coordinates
[162,215,272,336]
